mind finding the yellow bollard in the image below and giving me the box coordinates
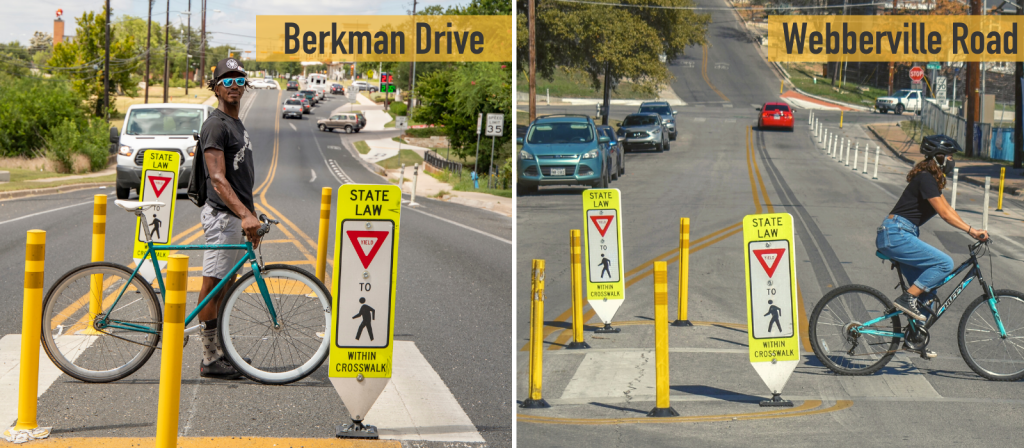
[648,262,678,417]
[316,187,332,284]
[521,259,550,408]
[155,255,188,448]
[10,231,46,434]
[839,110,844,128]
[674,218,692,326]
[567,230,589,349]
[996,167,1005,212]
[780,80,784,94]
[85,194,106,334]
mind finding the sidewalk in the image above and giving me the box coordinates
[867,122,1024,199]
[780,90,853,112]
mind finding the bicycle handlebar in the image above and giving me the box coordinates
[256,214,280,237]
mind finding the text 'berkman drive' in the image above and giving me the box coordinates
[255,15,512,62]
[764,15,1024,62]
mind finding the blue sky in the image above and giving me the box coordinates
[4,0,468,55]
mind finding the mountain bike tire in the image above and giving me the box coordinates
[809,284,901,375]
[218,264,332,385]
[958,290,1024,381]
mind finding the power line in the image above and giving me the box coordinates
[549,0,894,10]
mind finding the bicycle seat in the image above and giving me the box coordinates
[875,250,891,261]
[115,200,165,211]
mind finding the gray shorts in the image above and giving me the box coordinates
[200,204,245,279]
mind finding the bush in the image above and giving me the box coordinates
[389,101,407,116]
[405,126,446,138]
[42,117,109,173]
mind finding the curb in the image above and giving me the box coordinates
[0,182,114,202]
[343,140,389,178]
[865,125,1023,199]
[794,88,873,113]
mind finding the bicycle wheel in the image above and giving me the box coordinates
[218,264,331,385]
[41,262,161,383]
[958,290,1024,381]
[809,284,902,375]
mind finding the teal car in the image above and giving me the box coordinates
[516,115,611,195]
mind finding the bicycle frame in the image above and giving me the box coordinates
[97,239,279,335]
[856,245,1005,340]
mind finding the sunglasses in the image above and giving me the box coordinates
[219,77,246,87]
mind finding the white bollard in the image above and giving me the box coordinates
[852,143,859,170]
[824,129,829,149]
[872,145,880,179]
[830,134,836,157]
[983,176,991,230]
[398,163,406,190]
[844,139,850,164]
[817,121,822,141]
[409,163,420,206]
[809,110,813,125]
[951,167,959,211]
[862,146,869,174]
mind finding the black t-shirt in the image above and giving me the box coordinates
[199,109,255,218]
[889,171,943,227]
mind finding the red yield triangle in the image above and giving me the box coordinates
[589,215,614,237]
[752,248,786,278]
[346,230,389,269]
[147,175,171,197]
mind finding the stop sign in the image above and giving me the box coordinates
[909,67,924,82]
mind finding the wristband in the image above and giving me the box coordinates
[967,226,972,235]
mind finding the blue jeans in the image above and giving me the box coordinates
[876,215,954,293]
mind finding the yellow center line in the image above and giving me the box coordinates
[701,44,730,103]
[750,128,775,214]
[517,400,851,425]
[623,222,743,278]
[624,225,744,288]
[746,126,762,215]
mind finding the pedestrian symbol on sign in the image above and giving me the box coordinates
[353,297,375,341]
[765,300,782,333]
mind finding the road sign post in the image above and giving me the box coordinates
[582,188,625,332]
[133,150,180,283]
[329,184,402,439]
[473,113,482,177]
[485,113,504,189]
[743,213,800,407]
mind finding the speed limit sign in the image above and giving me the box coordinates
[485,113,504,137]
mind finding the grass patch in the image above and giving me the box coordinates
[405,127,446,138]
[392,136,406,144]
[516,67,658,100]
[354,141,372,154]
[429,169,513,198]
[376,149,423,170]
[783,63,888,107]
[0,169,115,192]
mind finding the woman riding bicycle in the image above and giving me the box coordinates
[877,137,988,355]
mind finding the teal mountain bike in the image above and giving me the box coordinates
[809,240,1024,381]
[40,200,332,384]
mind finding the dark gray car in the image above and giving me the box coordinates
[617,113,668,153]
[638,101,678,141]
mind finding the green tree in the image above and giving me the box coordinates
[48,7,139,115]
[519,0,710,96]
[0,41,31,77]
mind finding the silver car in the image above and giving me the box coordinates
[617,113,668,153]
[282,98,303,119]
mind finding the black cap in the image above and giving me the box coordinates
[213,57,246,80]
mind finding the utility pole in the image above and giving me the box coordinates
[199,0,206,89]
[406,0,417,112]
[601,61,611,125]
[185,2,191,95]
[104,0,110,120]
[1016,4,1023,169]
[163,0,170,103]
[965,0,981,156]
[145,0,153,103]
[528,0,536,122]
[888,0,898,95]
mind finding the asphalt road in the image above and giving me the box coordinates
[1,87,512,446]
[516,0,1024,445]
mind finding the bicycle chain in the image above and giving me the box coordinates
[92,318,165,349]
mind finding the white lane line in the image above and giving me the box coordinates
[404,206,512,245]
[0,195,110,227]
[309,169,317,183]
[307,127,350,185]
[1,334,97,427]
[366,341,485,443]
[289,123,297,131]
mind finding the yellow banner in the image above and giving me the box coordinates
[254,15,512,62]
[765,16,1024,62]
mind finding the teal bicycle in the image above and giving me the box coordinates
[809,240,1024,381]
[41,200,332,385]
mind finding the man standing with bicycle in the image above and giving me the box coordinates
[196,57,262,379]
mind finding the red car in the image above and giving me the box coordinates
[757,102,794,131]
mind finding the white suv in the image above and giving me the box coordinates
[876,89,923,115]
[114,103,213,199]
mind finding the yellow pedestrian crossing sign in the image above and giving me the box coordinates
[582,188,625,325]
[133,150,180,280]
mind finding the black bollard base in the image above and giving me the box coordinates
[593,323,621,334]
[520,398,551,408]
[336,420,379,439]
[759,393,794,407]
[566,340,591,349]
[647,406,680,417]
[671,320,693,327]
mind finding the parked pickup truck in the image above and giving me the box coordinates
[876,89,923,115]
